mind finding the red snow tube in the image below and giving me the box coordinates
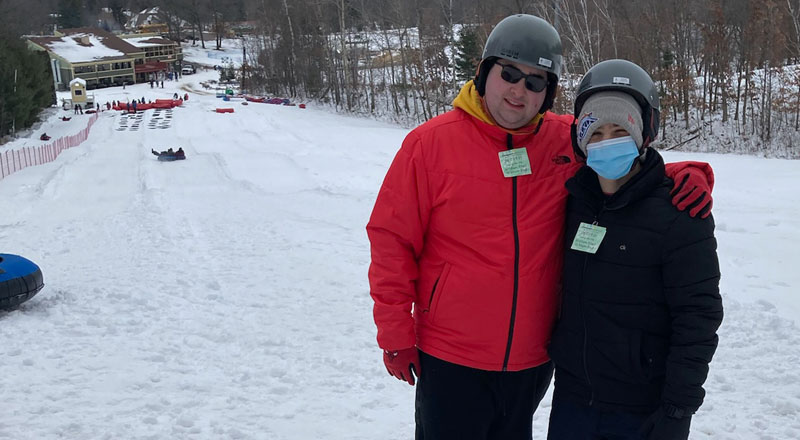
[215,108,234,114]
[153,99,173,109]
[114,99,183,111]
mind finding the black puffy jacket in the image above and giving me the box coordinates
[548,149,723,414]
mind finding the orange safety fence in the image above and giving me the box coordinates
[0,112,100,181]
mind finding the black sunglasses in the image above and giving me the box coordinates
[497,63,548,93]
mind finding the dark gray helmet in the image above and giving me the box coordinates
[482,14,563,78]
[572,59,660,153]
[474,14,563,112]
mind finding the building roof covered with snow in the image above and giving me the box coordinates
[123,35,177,49]
[28,28,139,64]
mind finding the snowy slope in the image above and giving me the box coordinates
[0,71,798,439]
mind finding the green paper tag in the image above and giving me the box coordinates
[498,148,532,178]
[570,222,607,254]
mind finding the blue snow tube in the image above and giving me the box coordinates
[0,254,44,309]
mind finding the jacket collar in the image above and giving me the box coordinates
[566,148,667,211]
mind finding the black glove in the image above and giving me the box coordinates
[638,405,692,440]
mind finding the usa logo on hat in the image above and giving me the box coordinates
[578,113,598,143]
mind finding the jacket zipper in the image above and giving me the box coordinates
[579,249,593,405]
[502,134,520,371]
[579,206,606,406]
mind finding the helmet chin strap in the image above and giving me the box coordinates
[474,57,498,96]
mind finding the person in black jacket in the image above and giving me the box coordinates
[547,59,723,440]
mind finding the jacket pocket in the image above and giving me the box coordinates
[423,262,452,321]
[588,330,646,385]
[639,333,669,381]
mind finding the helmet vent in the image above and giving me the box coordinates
[500,48,519,59]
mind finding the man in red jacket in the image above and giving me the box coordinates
[367,14,713,440]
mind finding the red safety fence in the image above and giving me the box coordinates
[0,112,100,181]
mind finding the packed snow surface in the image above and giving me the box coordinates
[0,70,798,439]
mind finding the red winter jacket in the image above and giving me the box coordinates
[367,101,579,371]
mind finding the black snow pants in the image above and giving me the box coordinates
[415,350,554,440]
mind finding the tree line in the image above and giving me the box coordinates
[0,38,54,141]
[3,0,800,157]
[240,0,800,157]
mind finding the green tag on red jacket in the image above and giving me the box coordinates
[498,148,532,178]
[570,222,607,254]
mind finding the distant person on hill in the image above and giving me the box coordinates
[40,133,50,141]
[175,147,185,158]
[547,59,723,440]
[152,148,180,157]
[367,13,716,439]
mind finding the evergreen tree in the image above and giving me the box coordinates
[454,26,482,83]
[662,49,675,68]
[58,0,85,29]
[0,35,55,139]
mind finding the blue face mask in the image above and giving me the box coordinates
[585,136,640,180]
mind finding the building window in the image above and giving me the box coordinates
[74,65,95,74]
[75,89,83,95]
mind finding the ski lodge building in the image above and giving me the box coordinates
[27,28,182,91]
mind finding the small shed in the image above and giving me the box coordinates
[69,78,87,104]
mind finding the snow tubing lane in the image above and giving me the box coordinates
[0,254,44,309]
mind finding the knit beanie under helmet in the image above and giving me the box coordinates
[576,91,644,155]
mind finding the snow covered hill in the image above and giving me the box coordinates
[0,71,798,439]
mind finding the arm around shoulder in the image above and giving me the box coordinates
[664,161,715,218]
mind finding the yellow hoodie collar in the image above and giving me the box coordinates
[452,80,543,135]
